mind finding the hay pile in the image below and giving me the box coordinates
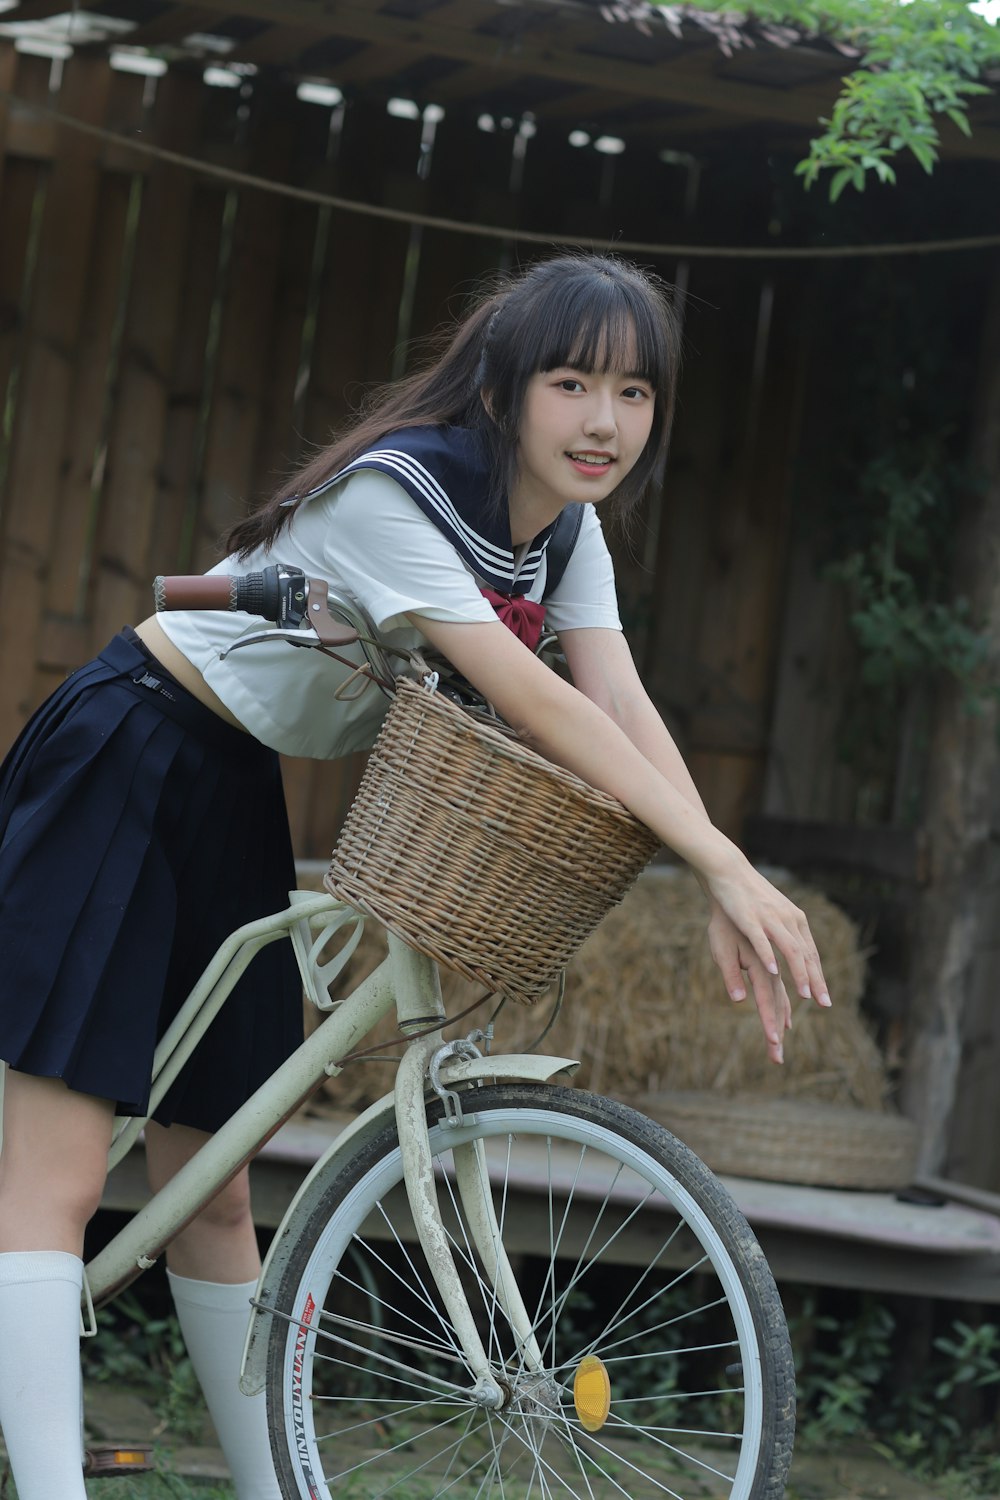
[297,864,886,1118]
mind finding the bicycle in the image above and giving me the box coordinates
[22,566,796,1498]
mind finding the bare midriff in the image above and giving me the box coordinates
[133,616,249,733]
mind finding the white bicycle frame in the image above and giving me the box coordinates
[0,584,575,1407]
[64,890,576,1407]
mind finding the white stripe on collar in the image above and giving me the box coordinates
[335,448,518,582]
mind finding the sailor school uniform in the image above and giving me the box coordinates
[156,424,623,759]
[0,425,623,1128]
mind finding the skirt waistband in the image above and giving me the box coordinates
[97,630,262,757]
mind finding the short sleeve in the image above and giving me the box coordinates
[297,471,500,632]
[543,506,622,634]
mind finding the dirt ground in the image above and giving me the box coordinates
[76,1384,980,1499]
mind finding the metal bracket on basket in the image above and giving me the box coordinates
[428,1039,482,1127]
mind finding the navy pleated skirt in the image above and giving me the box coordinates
[0,630,303,1131]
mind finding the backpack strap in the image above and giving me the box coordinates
[542,505,584,601]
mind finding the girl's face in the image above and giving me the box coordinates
[513,363,655,520]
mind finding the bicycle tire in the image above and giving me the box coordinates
[264,1083,794,1499]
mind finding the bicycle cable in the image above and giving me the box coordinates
[335,987,499,1066]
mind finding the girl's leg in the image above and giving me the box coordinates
[0,1070,114,1500]
[145,1121,280,1500]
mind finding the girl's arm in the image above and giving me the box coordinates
[560,627,831,1060]
[410,613,830,1060]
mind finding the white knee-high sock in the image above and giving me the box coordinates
[0,1250,87,1499]
[167,1269,280,1500]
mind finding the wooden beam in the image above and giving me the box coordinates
[167,0,849,130]
[227,22,331,69]
[742,816,924,885]
[102,1120,1000,1302]
[319,42,418,87]
[0,0,73,20]
[120,8,228,49]
[529,85,673,122]
[419,61,526,106]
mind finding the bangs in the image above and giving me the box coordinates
[528,275,666,387]
[474,254,682,518]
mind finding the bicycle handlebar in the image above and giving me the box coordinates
[151,567,554,718]
[154,566,309,624]
[153,564,365,648]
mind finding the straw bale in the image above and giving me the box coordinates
[296,865,886,1118]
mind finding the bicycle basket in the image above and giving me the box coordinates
[325,676,661,1004]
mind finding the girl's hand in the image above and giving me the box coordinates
[404,613,834,1056]
[702,870,832,1063]
[707,904,792,1063]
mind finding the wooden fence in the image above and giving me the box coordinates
[0,41,864,857]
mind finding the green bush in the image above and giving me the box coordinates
[791,1295,1000,1491]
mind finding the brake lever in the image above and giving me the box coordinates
[219,627,325,659]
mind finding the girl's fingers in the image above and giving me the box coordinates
[707,911,749,1001]
[744,926,780,984]
[771,918,832,1009]
[705,886,832,1063]
[744,959,785,1063]
[711,945,749,1002]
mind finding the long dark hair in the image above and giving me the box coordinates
[222,253,683,558]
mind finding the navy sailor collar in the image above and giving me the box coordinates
[321,425,560,596]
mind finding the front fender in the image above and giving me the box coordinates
[240,1051,578,1394]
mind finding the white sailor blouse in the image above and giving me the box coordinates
[156,425,623,760]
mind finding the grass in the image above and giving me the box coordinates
[0,1466,234,1499]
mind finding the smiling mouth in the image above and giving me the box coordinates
[567,452,614,466]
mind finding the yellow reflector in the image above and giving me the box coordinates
[112,1452,148,1465]
[573,1354,611,1432]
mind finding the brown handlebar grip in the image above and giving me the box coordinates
[153,575,237,611]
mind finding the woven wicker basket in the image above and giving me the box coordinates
[640,1092,918,1190]
[326,677,661,1003]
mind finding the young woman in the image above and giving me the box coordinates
[0,253,830,1498]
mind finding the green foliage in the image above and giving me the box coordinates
[81,1293,209,1444]
[829,451,992,708]
[793,1296,896,1441]
[791,1297,1000,1491]
[654,0,1000,195]
[802,247,994,813]
[934,1320,1000,1399]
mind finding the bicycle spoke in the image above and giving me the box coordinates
[322,1406,472,1490]
[310,1335,469,1399]
[600,1407,739,1483]
[540,1151,632,1358]
[311,1393,466,1444]
[327,1255,468,1355]
[549,1409,629,1500]
[570,1245,718,1364]
[431,1418,522,1500]
[531,1138,589,1353]
[549,1417,599,1500]
[551,1227,706,1357]
[567,1423,691,1500]
[268,1088,791,1500]
[450,1132,540,1378]
[587,1292,731,1365]
[599,1337,739,1366]
[354,1210,467,1359]
[494,1408,602,1500]
[544,1173,663,1349]
[438,1151,514,1372]
[315,1304,472,1367]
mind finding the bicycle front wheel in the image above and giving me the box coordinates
[264,1084,794,1499]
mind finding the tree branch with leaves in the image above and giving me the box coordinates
[609,2,1000,195]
